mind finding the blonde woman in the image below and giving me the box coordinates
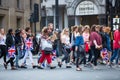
[82,25,91,62]
[0,28,7,69]
[60,28,72,68]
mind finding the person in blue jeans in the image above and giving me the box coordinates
[109,26,120,67]
[75,27,85,71]
[110,49,120,66]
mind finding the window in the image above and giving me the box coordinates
[17,18,21,28]
[0,0,2,6]
[30,0,32,10]
[17,0,20,9]
[0,16,4,28]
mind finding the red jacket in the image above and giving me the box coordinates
[114,30,120,49]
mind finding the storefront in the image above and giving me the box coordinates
[41,0,106,29]
[74,0,105,26]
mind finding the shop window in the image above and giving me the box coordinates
[68,16,75,28]
[0,0,2,6]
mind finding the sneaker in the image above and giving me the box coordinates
[37,66,44,69]
[66,66,72,68]
[32,65,37,69]
[76,67,82,71]
[20,65,27,69]
[50,66,56,69]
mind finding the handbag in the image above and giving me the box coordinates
[78,45,85,53]
[41,38,53,54]
[44,47,53,54]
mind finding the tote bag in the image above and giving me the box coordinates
[41,38,53,54]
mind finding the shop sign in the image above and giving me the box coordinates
[75,1,98,15]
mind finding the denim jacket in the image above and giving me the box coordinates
[75,35,84,46]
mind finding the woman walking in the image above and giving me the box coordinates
[38,27,56,69]
[90,25,102,69]
[0,28,7,69]
[75,27,85,71]
[60,28,72,68]
[6,29,17,70]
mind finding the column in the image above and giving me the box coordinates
[8,0,16,30]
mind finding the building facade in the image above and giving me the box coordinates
[0,0,41,32]
[41,0,106,30]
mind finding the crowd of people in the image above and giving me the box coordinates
[0,23,120,71]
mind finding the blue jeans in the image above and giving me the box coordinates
[15,46,22,67]
[110,48,120,64]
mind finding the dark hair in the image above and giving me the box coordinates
[15,29,21,35]
[78,27,83,35]
[7,28,13,35]
[100,26,104,32]
[25,27,31,32]
[90,24,96,32]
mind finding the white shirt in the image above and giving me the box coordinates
[0,34,6,45]
[61,35,70,45]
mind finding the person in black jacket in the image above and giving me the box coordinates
[6,29,17,70]
[15,29,23,68]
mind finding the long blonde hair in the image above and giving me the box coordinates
[61,28,69,36]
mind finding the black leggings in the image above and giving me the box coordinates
[91,46,100,66]
[0,45,7,63]
[6,57,15,67]
[76,51,86,68]
[87,49,93,62]
[72,45,76,62]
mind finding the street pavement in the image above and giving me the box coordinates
[0,56,120,80]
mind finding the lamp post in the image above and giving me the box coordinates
[55,0,59,29]
[109,0,116,53]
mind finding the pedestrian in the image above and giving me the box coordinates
[109,25,120,67]
[15,29,23,68]
[21,27,36,69]
[6,29,17,70]
[51,30,61,66]
[0,28,7,69]
[70,26,79,64]
[75,26,85,71]
[82,25,91,63]
[38,27,56,69]
[60,28,72,68]
[104,27,112,61]
[90,25,102,69]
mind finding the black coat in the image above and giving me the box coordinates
[15,35,23,46]
[6,34,15,48]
